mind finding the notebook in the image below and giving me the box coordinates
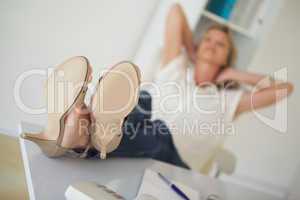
[65,181,125,200]
[136,169,200,200]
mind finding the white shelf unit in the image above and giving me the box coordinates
[202,10,254,39]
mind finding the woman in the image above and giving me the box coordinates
[22,4,293,170]
[144,3,294,170]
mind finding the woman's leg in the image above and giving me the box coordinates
[103,90,156,157]
[121,90,152,127]
[84,90,189,169]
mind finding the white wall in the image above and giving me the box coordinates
[0,0,159,135]
[223,0,300,196]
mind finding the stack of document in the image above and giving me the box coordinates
[136,169,200,200]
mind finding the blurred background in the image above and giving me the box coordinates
[0,0,299,199]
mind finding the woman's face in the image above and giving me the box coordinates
[196,29,230,68]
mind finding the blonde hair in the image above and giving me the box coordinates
[202,24,237,68]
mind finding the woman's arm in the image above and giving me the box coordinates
[162,3,195,66]
[216,68,266,86]
[236,81,294,116]
[180,6,195,62]
[217,68,294,116]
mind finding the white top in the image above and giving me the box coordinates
[148,52,244,170]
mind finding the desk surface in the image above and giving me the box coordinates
[19,122,282,200]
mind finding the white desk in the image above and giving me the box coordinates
[19,122,282,200]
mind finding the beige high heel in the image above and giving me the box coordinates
[20,56,91,158]
[90,61,141,159]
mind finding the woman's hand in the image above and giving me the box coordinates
[215,68,237,83]
[216,68,267,87]
[217,68,295,117]
[187,45,197,64]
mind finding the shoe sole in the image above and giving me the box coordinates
[91,61,141,159]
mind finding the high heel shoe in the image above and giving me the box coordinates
[20,56,91,158]
[90,61,141,159]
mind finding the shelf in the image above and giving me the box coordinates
[202,10,254,39]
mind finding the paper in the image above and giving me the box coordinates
[136,169,200,200]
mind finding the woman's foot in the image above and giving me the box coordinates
[25,104,90,149]
[90,61,141,159]
[21,56,92,157]
[60,65,93,149]
[31,65,93,149]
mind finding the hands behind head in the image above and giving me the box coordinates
[215,68,237,83]
[215,68,240,90]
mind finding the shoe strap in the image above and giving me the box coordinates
[65,144,91,158]
[78,144,91,158]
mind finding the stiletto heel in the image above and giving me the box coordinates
[20,56,91,158]
[90,61,141,159]
[21,133,68,157]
